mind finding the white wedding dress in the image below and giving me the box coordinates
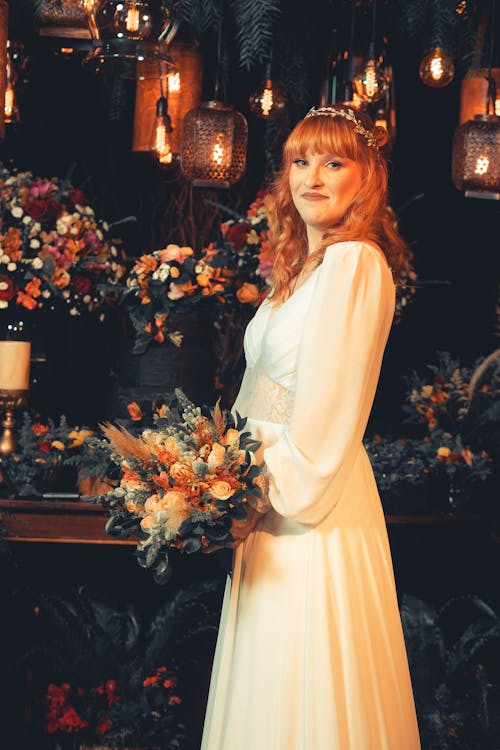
[201,241,421,750]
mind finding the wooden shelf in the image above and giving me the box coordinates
[1,498,497,546]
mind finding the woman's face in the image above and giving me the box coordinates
[289,149,364,250]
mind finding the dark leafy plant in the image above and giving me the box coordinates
[401,593,500,749]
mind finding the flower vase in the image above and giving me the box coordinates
[106,308,216,420]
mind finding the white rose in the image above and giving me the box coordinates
[42,290,51,298]
[0,300,8,309]
[30,239,41,249]
[32,257,43,269]
[7,262,16,271]
[0,281,8,290]
[23,215,32,225]
[11,206,23,218]
[0,254,9,263]
[83,294,91,303]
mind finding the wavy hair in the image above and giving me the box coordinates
[268,106,411,303]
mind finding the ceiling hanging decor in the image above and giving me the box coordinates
[180,3,248,188]
[133,42,203,160]
[452,0,500,200]
[419,46,455,88]
[459,67,500,123]
[352,0,389,103]
[248,60,286,120]
[0,0,8,139]
[81,0,178,79]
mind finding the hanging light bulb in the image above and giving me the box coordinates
[168,71,180,93]
[419,47,454,88]
[248,64,286,120]
[150,96,173,164]
[353,54,389,103]
[114,1,152,40]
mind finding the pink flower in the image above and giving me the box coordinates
[159,245,186,264]
[29,179,55,199]
[167,282,185,300]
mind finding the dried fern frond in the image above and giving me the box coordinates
[211,398,226,440]
[99,423,153,462]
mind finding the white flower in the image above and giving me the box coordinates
[0,281,8,291]
[23,215,32,225]
[103,221,109,231]
[152,271,160,280]
[0,254,9,264]
[42,290,51,298]
[29,239,41,249]
[56,218,70,235]
[7,262,16,271]
[96,230,103,240]
[32,257,44,269]
[11,206,23,218]
[69,307,78,316]
[31,222,41,234]
[83,294,91,304]
[62,290,70,298]
[0,300,8,309]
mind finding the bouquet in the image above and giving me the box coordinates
[121,243,232,354]
[0,165,125,316]
[92,388,264,583]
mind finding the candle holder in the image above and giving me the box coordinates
[0,388,28,455]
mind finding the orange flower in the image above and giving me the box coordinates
[17,290,39,310]
[52,268,71,289]
[127,402,144,421]
[236,282,260,305]
[1,227,23,260]
[25,278,42,298]
[169,695,182,705]
[137,254,158,274]
[32,423,49,437]
[461,448,473,466]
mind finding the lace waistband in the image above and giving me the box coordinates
[246,369,294,425]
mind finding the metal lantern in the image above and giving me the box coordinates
[452,114,500,199]
[181,101,248,188]
[133,42,203,159]
[459,68,500,124]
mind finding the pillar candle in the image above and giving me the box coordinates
[0,341,31,390]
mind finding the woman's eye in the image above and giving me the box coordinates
[292,158,307,166]
[326,160,342,168]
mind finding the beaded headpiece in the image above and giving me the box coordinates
[304,106,378,149]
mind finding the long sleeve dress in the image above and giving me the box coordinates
[201,240,421,750]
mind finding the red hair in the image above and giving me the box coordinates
[268,107,411,303]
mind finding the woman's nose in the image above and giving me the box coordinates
[304,165,323,187]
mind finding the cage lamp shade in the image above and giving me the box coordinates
[180,101,248,188]
[452,115,500,199]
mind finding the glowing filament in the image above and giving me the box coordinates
[126,6,140,32]
[168,72,180,93]
[495,99,500,117]
[430,56,444,81]
[4,83,15,120]
[261,87,274,116]
[154,123,171,158]
[474,156,489,175]
[212,137,224,165]
[365,61,378,99]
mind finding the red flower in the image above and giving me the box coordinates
[0,274,15,301]
[226,222,251,251]
[25,197,62,224]
[72,275,92,295]
[68,188,85,205]
[36,440,52,453]
[97,715,112,736]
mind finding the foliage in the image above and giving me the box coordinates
[0,412,94,498]
[401,593,500,749]
[0,164,126,316]
[366,350,499,513]
[119,243,226,355]
[88,388,264,583]
[31,580,222,748]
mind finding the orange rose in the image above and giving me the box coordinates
[236,282,260,305]
[127,402,144,421]
[170,462,192,482]
[211,480,234,500]
[221,428,240,447]
[207,442,226,469]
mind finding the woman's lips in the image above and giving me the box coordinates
[301,192,327,200]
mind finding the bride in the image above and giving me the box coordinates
[201,104,421,750]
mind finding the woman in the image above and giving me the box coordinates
[201,105,421,749]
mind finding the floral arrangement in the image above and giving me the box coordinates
[0,412,94,497]
[0,164,126,316]
[89,388,264,583]
[365,349,499,513]
[120,242,232,355]
[29,580,222,748]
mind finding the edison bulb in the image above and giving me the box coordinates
[114,1,152,40]
[150,97,174,164]
[249,78,286,120]
[353,59,388,103]
[4,82,19,124]
[419,47,454,88]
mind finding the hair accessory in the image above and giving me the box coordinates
[304,106,378,149]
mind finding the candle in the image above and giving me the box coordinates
[0,341,31,390]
